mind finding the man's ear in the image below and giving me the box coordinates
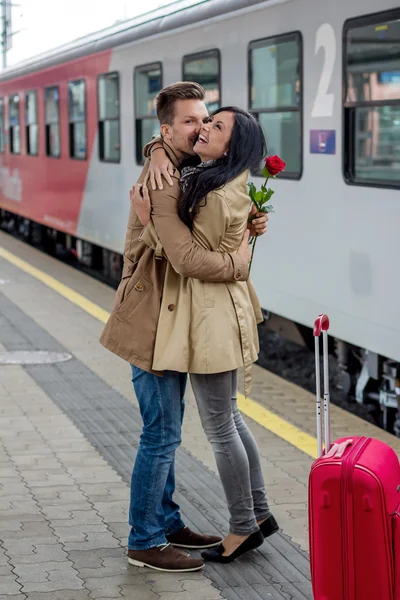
[160,123,172,140]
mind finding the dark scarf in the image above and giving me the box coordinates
[179,160,215,193]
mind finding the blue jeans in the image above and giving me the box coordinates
[128,365,187,550]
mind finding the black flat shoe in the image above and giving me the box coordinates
[201,529,264,563]
[259,515,279,539]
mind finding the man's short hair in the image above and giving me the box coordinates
[156,82,205,125]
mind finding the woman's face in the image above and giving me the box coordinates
[193,111,235,162]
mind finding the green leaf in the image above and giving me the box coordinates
[262,165,270,179]
[247,182,256,201]
[255,190,264,203]
[262,204,274,213]
[259,189,275,205]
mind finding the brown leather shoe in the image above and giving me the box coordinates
[166,526,222,549]
[128,544,204,572]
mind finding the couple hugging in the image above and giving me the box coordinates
[100,80,278,572]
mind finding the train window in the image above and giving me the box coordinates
[249,33,302,179]
[26,91,38,156]
[68,80,86,160]
[182,50,221,112]
[134,63,162,165]
[0,98,4,153]
[9,94,21,154]
[98,72,120,163]
[344,11,400,187]
[45,86,61,158]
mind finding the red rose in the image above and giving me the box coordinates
[265,155,286,176]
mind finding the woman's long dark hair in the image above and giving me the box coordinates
[178,106,266,229]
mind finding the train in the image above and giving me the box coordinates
[0,0,399,431]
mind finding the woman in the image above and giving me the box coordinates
[134,107,278,563]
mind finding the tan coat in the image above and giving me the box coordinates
[140,169,263,386]
[99,145,249,373]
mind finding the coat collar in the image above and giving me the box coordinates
[162,140,190,169]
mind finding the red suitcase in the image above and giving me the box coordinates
[308,314,400,600]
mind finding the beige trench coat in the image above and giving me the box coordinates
[99,145,249,373]
[141,169,263,390]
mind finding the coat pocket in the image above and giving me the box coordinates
[114,275,153,323]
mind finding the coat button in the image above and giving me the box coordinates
[235,272,241,280]
[134,282,144,291]
[168,304,175,312]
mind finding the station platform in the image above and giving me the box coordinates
[1,231,399,600]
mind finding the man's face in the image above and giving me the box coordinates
[162,99,209,156]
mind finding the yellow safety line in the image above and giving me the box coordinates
[0,244,317,459]
[0,247,109,324]
[237,394,317,458]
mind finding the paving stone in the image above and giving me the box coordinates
[0,503,41,518]
[1,521,55,540]
[90,501,127,517]
[20,568,84,593]
[119,584,161,599]
[26,591,91,600]
[1,513,46,525]
[0,520,23,533]
[40,501,92,514]
[229,585,287,600]
[0,474,30,486]
[145,574,207,595]
[14,459,62,471]
[0,549,11,568]
[12,560,72,583]
[50,514,105,529]
[0,498,36,512]
[106,522,127,541]
[1,532,57,547]
[66,548,125,570]
[18,467,67,478]
[38,506,73,520]
[277,581,316,600]
[6,544,68,565]
[53,524,109,543]
[39,490,89,504]
[75,483,128,496]
[84,575,124,598]
[13,564,51,584]
[158,589,223,600]
[20,475,77,488]
[0,468,27,480]
[0,278,316,600]
[0,483,30,499]
[0,575,23,595]
[75,555,130,579]
[63,532,121,553]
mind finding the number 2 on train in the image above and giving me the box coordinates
[311,23,336,118]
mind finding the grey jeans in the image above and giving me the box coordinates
[190,370,271,535]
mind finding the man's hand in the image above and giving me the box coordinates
[247,203,269,237]
[130,183,151,227]
[144,146,175,191]
[237,230,252,265]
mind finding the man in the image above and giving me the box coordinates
[100,82,268,573]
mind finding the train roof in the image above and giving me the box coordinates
[0,0,270,82]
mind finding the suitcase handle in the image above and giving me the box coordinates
[323,439,353,459]
[313,314,330,337]
[314,314,331,457]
